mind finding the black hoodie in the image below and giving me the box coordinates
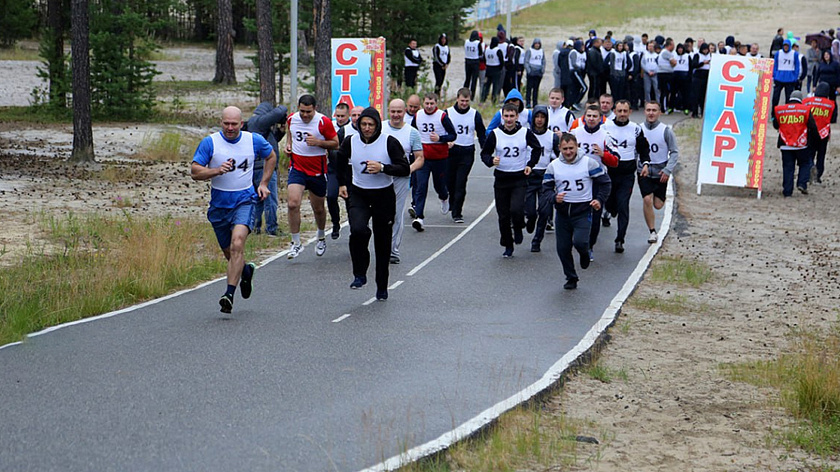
[336,107,410,188]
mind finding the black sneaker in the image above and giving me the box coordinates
[602,216,611,227]
[390,255,400,264]
[331,225,341,240]
[219,294,233,314]
[453,216,465,224]
[530,241,541,252]
[615,241,624,253]
[240,262,256,299]
[798,185,808,195]
[502,246,514,258]
[546,222,554,233]
[350,276,367,289]
[580,252,591,269]
[376,289,388,301]
[514,227,524,245]
[526,218,536,234]
[564,278,578,290]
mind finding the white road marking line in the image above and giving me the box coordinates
[362,298,377,306]
[332,314,352,323]
[406,202,495,277]
[389,280,404,289]
[359,179,676,472]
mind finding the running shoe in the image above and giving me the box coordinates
[589,249,594,262]
[546,222,554,233]
[526,217,536,234]
[350,276,367,289]
[602,215,611,227]
[502,246,514,258]
[390,255,400,264]
[563,278,578,290]
[614,241,624,253]
[580,252,591,269]
[331,224,341,240]
[240,262,256,299]
[440,198,450,214]
[648,231,658,244]
[453,216,465,224]
[408,207,417,219]
[287,243,304,259]
[376,289,388,301]
[219,293,234,314]
[315,238,327,256]
[412,218,425,232]
[514,227,524,245]
[530,241,541,252]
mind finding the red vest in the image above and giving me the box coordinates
[774,103,811,148]
[803,96,835,139]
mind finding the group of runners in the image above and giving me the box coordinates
[191,77,679,311]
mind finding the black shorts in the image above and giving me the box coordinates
[288,167,327,197]
[637,174,667,201]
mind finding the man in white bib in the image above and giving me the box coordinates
[541,133,611,290]
[446,87,487,224]
[336,108,410,301]
[638,101,679,244]
[191,106,276,313]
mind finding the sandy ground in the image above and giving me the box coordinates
[2,1,840,469]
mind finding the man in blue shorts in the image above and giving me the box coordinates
[192,106,276,314]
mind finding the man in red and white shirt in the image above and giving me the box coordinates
[409,92,456,231]
[284,94,339,258]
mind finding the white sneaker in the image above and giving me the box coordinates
[440,198,450,214]
[315,238,327,256]
[412,218,425,232]
[287,243,304,259]
[647,231,658,244]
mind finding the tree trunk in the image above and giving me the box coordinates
[313,0,331,115]
[71,0,94,163]
[213,0,236,85]
[47,0,66,107]
[255,0,275,104]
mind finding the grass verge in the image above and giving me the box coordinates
[648,255,712,287]
[0,211,286,346]
[400,401,601,471]
[722,324,840,456]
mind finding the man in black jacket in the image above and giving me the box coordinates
[246,102,288,236]
[586,38,604,100]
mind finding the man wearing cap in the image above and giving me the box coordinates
[772,90,818,196]
[773,39,801,108]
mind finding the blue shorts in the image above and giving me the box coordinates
[288,167,327,197]
[207,202,255,250]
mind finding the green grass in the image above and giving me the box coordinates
[0,43,41,61]
[722,324,840,457]
[400,402,598,471]
[0,211,287,345]
[648,255,713,288]
[477,0,738,30]
[581,361,628,384]
[0,106,72,124]
[628,294,705,315]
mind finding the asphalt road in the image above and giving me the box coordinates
[0,113,679,471]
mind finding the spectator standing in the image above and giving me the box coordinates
[772,39,801,108]
[770,28,785,56]
[524,38,546,108]
[464,31,483,99]
[404,38,423,88]
[432,34,451,96]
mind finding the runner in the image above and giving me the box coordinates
[191,106,276,313]
[410,92,456,231]
[542,133,611,290]
[383,98,424,265]
[572,105,618,258]
[485,88,531,135]
[405,94,421,124]
[336,108,410,300]
[284,94,339,259]
[638,101,679,243]
[546,88,575,134]
[524,105,559,252]
[481,102,542,258]
[446,87,487,224]
[604,99,650,253]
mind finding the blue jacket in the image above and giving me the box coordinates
[486,88,530,135]
[773,40,801,84]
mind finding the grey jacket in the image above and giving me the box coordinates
[523,38,546,76]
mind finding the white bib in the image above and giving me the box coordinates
[605,120,641,162]
[777,50,796,71]
[349,133,394,189]
[533,130,555,170]
[548,156,594,203]
[573,126,607,166]
[494,127,530,172]
[464,40,481,60]
[415,109,445,144]
[547,107,573,133]
[529,48,544,66]
[210,131,255,192]
[435,44,450,64]
[447,106,478,146]
[645,122,670,165]
[485,46,501,66]
[383,123,413,160]
[290,112,329,157]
